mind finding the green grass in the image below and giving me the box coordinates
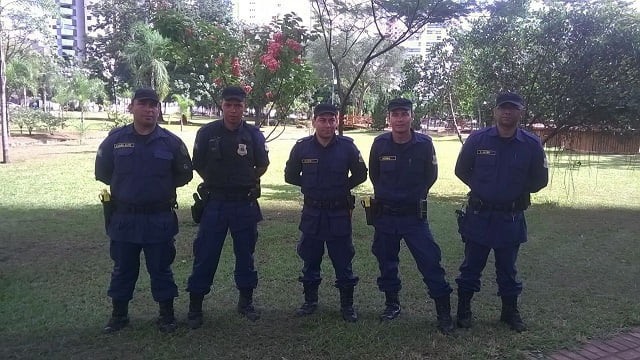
[0,126,639,359]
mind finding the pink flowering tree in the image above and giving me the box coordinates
[241,13,317,134]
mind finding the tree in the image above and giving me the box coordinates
[242,13,317,133]
[6,52,42,106]
[1,0,56,163]
[85,0,156,101]
[123,23,171,100]
[68,70,105,130]
[311,0,477,134]
[172,93,194,131]
[153,9,243,109]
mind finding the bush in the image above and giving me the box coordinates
[106,108,131,130]
[9,108,41,135]
[39,112,65,135]
[371,94,389,130]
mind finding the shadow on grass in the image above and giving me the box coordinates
[1,198,639,359]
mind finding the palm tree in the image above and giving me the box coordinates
[6,55,41,107]
[68,70,105,131]
[123,23,170,101]
[172,94,195,132]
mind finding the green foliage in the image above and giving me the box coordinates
[8,108,63,135]
[311,0,478,134]
[452,0,640,133]
[371,93,389,130]
[8,108,41,135]
[123,23,171,99]
[38,111,64,135]
[105,107,131,130]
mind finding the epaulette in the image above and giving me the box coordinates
[337,135,354,142]
[107,125,127,136]
[520,128,541,142]
[414,132,433,143]
[296,135,314,143]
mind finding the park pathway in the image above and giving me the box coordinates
[540,328,640,360]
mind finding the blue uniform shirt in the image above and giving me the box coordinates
[95,124,193,204]
[455,126,548,204]
[95,124,193,244]
[284,135,367,200]
[369,131,438,206]
[193,120,269,191]
[454,126,548,248]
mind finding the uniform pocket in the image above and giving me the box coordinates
[301,163,318,187]
[151,150,174,175]
[328,212,351,237]
[114,148,135,174]
[148,212,178,241]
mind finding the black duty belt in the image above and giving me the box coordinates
[209,190,254,201]
[115,201,176,214]
[304,197,350,209]
[381,204,416,216]
[467,197,523,212]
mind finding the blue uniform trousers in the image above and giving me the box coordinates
[107,240,178,302]
[297,209,358,289]
[455,240,522,296]
[187,199,261,294]
[372,215,452,299]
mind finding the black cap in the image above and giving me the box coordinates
[132,88,159,102]
[388,98,412,111]
[496,92,524,109]
[313,103,338,117]
[222,86,246,101]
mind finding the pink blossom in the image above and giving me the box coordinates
[214,56,223,65]
[266,91,273,100]
[267,40,282,58]
[244,85,252,94]
[260,54,280,73]
[293,57,302,65]
[286,38,303,53]
[232,57,241,76]
[213,77,223,87]
[272,32,284,43]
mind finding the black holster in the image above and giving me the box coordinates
[191,183,209,224]
[101,200,115,231]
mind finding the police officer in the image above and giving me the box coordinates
[368,98,454,334]
[186,86,270,329]
[454,92,548,332]
[284,103,367,322]
[95,88,193,333]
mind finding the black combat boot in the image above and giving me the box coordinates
[237,288,260,321]
[103,299,130,333]
[339,287,358,323]
[434,294,455,335]
[500,296,526,332]
[295,284,319,317]
[456,290,474,329]
[187,292,204,330]
[380,292,401,321]
[157,299,177,333]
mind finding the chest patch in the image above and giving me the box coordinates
[476,150,496,155]
[302,158,319,164]
[114,143,135,149]
[380,156,396,161]
[237,143,248,156]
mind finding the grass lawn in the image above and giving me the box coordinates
[0,124,638,359]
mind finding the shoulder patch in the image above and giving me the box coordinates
[296,136,314,144]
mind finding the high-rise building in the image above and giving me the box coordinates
[232,0,313,28]
[52,0,99,60]
[402,23,447,58]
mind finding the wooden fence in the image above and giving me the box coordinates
[532,128,640,154]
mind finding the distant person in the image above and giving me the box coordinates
[95,88,193,333]
[454,92,548,332]
[284,103,367,322]
[368,98,455,334]
[185,86,270,329]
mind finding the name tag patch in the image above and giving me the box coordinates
[302,158,319,164]
[380,156,396,161]
[114,143,135,149]
[476,150,496,155]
